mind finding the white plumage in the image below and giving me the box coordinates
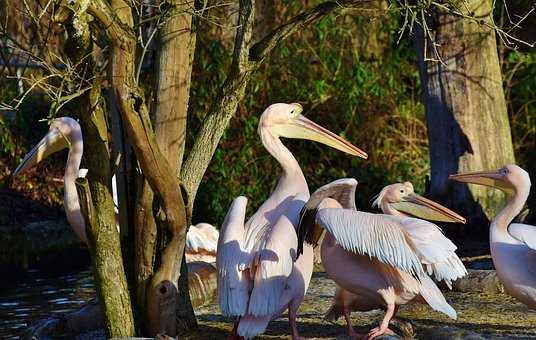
[299,179,465,339]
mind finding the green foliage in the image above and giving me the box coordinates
[0,78,64,207]
[191,8,429,224]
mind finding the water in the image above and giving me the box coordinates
[0,267,94,339]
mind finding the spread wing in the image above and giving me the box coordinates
[305,178,357,211]
[400,218,467,288]
[247,215,297,317]
[297,178,357,255]
[509,223,536,250]
[316,209,425,278]
[217,196,251,316]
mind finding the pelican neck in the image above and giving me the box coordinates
[492,186,530,233]
[259,124,306,181]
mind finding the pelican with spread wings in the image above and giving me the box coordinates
[297,179,466,339]
[217,103,367,339]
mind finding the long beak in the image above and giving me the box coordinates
[273,113,368,159]
[13,129,68,177]
[449,170,511,190]
[391,193,466,224]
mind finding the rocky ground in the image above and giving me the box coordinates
[180,271,536,340]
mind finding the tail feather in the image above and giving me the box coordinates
[419,274,457,319]
[237,314,272,339]
[429,255,468,289]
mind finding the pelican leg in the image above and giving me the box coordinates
[228,319,243,340]
[343,307,364,339]
[289,305,305,340]
[366,303,396,340]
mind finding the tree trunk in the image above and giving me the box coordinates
[415,0,515,233]
[153,0,197,331]
[87,1,189,336]
[64,13,135,337]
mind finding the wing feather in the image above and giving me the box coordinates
[297,179,357,255]
[186,223,219,254]
[217,196,251,316]
[400,218,467,287]
[509,223,536,250]
[316,209,425,277]
[305,178,357,211]
[247,215,297,317]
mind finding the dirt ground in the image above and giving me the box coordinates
[183,271,536,340]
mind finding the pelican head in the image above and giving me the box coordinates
[374,181,466,223]
[449,164,531,195]
[13,117,82,177]
[259,103,368,158]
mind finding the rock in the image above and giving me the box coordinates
[452,269,504,294]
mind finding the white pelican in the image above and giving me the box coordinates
[13,117,221,261]
[450,164,536,308]
[13,117,87,243]
[217,103,367,340]
[297,179,466,339]
[185,223,219,263]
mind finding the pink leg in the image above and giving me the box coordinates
[343,307,365,339]
[228,319,243,340]
[366,304,397,340]
[289,306,305,340]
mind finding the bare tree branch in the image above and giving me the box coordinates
[180,0,371,209]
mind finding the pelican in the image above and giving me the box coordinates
[297,179,466,339]
[450,164,536,308]
[217,103,367,339]
[13,117,221,262]
[13,117,87,243]
[185,223,219,263]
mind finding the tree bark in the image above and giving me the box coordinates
[87,1,189,336]
[415,0,515,232]
[64,11,135,337]
[153,0,197,331]
[76,175,135,337]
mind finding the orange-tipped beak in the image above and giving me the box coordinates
[271,104,367,159]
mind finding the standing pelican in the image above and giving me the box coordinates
[13,117,222,261]
[450,164,536,308]
[217,103,367,339]
[297,179,466,339]
[13,117,87,243]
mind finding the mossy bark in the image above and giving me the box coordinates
[415,0,515,232]
[64,10,135,337]
[135,0,198,332]
[87,1,189,336]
